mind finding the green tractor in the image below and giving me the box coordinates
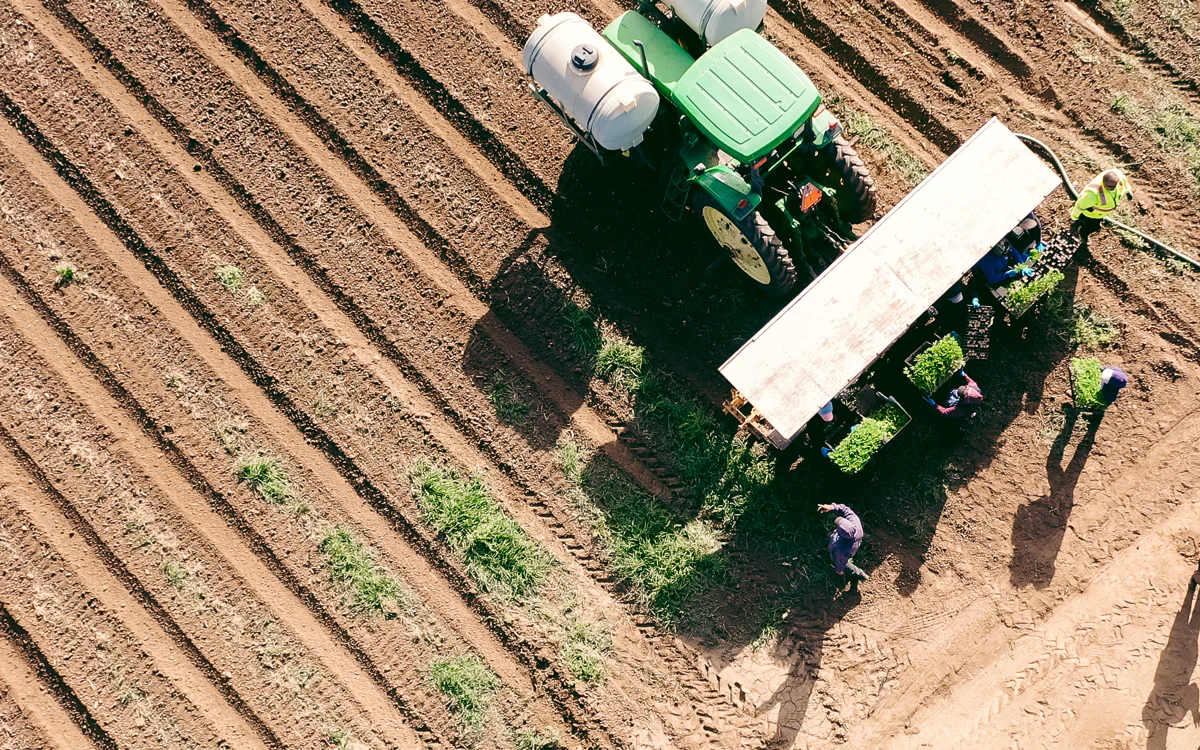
[524,4,877,296]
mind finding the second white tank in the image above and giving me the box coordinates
[665,0,768,45]
[524,12,660,152]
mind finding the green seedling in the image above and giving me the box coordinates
[246,284,266,306]
[828,418,891,474]
[53,262,84,286]
[560,620,612,683]
[1071,304,1119,349]
[216,264,245,292]
[162,560,189,591]
[318,525,412,617]
[516,729,563,750]
[904,334,965,395]
[1005,270,1065,314]
[411,462,553,600]
[426,655,499,735]
[1070,357,1106,409]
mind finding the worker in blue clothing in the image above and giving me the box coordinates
[818,503,869,586]
[976,240,1036,285]
[1099,366,1129,406]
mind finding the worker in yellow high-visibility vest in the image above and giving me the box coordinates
[1070,169,1133,244]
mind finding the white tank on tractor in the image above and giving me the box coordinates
[524,12,660,152]
[664,0,768,45]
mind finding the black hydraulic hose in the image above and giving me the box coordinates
[1014,133,1200,270]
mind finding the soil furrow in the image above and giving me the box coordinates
[0,94,576,747]
[0,621,100,750]
[0,461,239,749]
[0,602,117,750]
[0,300,412,748]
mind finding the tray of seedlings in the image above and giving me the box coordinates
[1069,357,1107,411]
[965,304,994,360]
[824,386,913,475]
[904,332,966,396]
[1000,233,1075,319]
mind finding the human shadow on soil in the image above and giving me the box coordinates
[1009,406,1101,589]
[473,145,1084,742]
[1142,576,1200,749]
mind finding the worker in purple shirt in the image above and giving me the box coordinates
[1100,366,1128,406]
[818,503,869,585]
[923,369,983,418]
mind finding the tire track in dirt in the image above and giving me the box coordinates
[0,12,681,747]
[0,456,245,750]
[0,603,116,750]
[0,623,99,750]
[0,282,417,748]
[0,96,578,747]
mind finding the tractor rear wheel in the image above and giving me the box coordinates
[822,136,878,223]
[694,193,797,297]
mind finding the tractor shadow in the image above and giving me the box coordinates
[468,142,1085,741]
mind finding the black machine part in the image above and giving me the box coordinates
[570,43,599,71]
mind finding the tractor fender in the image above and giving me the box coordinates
[809,107,844,150]
[689,165,761,220]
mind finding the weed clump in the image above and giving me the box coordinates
[246,284,266,306]
[215,264,245,292]
[828,96,930,186]
[411,462,553,601]
[426,655,499,735]
[162,560,189,591]
[595,335,645,390]
[236,453,292,505]
[1071,304,1119,349]
[560,620,612,683]
[904,334,965,395]
[318,525,411,617]
[486,373,529,424]
[516,729,563,750]
[1069,357,1106,409]
[562,302,601,359]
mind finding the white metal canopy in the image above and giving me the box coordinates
[719,118,1061,445]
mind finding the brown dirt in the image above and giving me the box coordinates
[0,0,1197,743]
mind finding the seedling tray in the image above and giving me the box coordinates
[825,388,911,474]
[1069,357,1107,411]
[904,331,964,395]
[965,305,993,361]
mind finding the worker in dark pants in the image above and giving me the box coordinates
[1071,169,1133,244]
[818,503,868,588]
[1100,366,1129,406]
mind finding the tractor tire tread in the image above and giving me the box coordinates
[827,136,878,223]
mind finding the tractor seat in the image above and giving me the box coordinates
[602,11,695,101]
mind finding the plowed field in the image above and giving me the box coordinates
[0,0,1197,745]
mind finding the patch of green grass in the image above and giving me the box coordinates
[516,729,563,750]
[426,655,499,735]
[1070,357,1107,409]
[904,334,965,395]
[318,525,412,617]
[559,620,612,683]
[411,462,553,601]
[53,262,84,286]
[1112,91,1200,188]
[162,560,189,591]
[486,372,530,425]
[559,443,727,624]
[1071,304,1120,349]
[828,97,930,186]
[594,335,645,391]
[1164,256,1195,275]
[562,302,602,361]
[215,264,245,292]
[236,453,292,505]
